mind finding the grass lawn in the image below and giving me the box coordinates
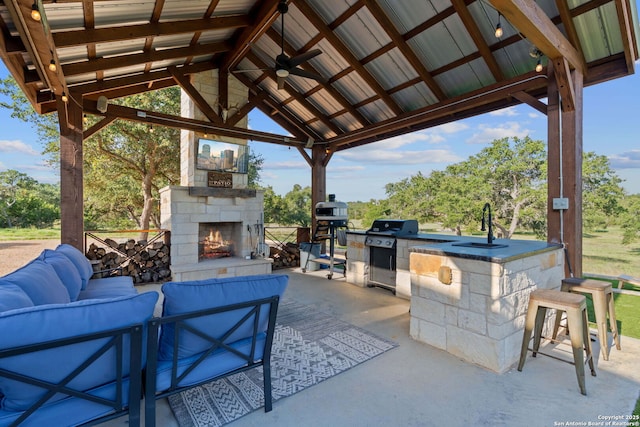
[0,228,60,240]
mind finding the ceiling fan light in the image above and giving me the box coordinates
[276,68,289,78]
[31,2,41,21]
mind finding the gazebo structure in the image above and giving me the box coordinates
[1,0,638,277]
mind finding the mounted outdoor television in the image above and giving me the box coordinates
[196,139,249,173]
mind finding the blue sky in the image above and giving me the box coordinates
[2,61,640,202]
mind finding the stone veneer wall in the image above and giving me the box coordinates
[409,248,564,373]
[160,186,270,282]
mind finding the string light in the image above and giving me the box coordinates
[61,92,68,103]
[494,13,503,38]
[83,114,88,124]
[31,1,41,21]
[535,57,543,73]
[48,59,57,72]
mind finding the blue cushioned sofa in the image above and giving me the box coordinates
[1,243,289,427]
[0,244,158,427]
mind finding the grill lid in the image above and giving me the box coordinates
[367,219,418,237]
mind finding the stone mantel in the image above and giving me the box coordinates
[188,187,257,198]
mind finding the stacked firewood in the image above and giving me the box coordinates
[85,238,172,284]
[270,243,300,269]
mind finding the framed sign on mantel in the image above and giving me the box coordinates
[207,171,232,188]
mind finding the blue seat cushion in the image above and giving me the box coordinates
[79,276,136,300]
[154,334,266,393]
[38,249,83,301]
[159,274,288,360]
[0,259,70,305]
[0,378,133,427]
[0,284,34,312]
[0,292,158,412]
[55,244,94,290]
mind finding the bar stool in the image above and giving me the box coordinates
[553,278,620,361]
[518,289,596,395]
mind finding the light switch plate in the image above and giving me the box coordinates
[552,197,569,210]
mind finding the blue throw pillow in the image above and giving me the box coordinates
[0,284,34,312]
[55,244,94,290]
[159,274,288,360]
[0,260,70,305]
[39,249,83,301]
[0,291,158,411]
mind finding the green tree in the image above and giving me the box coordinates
[0,170,59,228]
[280,184,312,227]
[83,88,181,234]
[620,195,640,244]
[381,137,623,239]
[582,152,625,230]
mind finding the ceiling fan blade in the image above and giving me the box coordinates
[277,76,286,90]
[288,49,322,68]
[288,67,327,84]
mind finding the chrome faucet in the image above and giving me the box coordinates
[481,203,493,245]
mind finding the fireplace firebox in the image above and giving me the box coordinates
[198,222,241,261]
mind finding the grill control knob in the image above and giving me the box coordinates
[385,240,392,246]
[376,239,382,245]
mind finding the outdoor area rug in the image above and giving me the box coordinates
[167,299,398,427]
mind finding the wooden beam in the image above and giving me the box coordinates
[511,91,547,115]
[489,0,586,75]
[169,66,222,124]
[364,0,447,101]
[225,91,267,127]
[88,103,307,147]
[614,0,639,73]
[295,0,404,116]
[451,0,504,82]
[552,57,576,111]
[52,15,250,47]
[83,116,116,139]
[328,71,548,148]
[61,41,230,77]
[219,0,281,72]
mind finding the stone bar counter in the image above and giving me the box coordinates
[409,238,564,373]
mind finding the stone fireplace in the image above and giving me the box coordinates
[159,70,271,282]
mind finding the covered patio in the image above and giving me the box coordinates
[97,268,640,426]
[1,0,639,278]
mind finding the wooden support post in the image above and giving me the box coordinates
[561,69,584,277]
[58,93,85,250]
[546,61,584,277]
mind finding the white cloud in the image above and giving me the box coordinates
[609,150,640,169]
[263,160,308,170]
[528,112,540,119]
[433,122,469,134]
[338,147,462,165]
[465,122,532,144]
[0,140,39,155]
[489,107,519,117]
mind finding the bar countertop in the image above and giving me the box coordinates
[347,230,561,263]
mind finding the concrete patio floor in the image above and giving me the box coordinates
[103,267,640,427]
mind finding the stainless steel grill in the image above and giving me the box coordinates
[364,219,418,293]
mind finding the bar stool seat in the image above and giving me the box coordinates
[518,289,596,395]
[553,278,620,361]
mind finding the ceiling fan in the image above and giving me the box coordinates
[237,0,326,90]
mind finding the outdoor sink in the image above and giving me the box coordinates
[451,242,508,249]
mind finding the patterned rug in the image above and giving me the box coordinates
[167,299,398,427]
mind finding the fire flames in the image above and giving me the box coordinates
[200,229,233,259]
